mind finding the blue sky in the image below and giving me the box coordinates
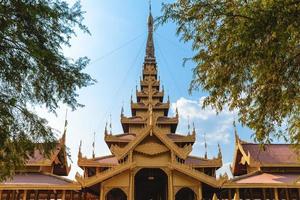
[38,0,254,178]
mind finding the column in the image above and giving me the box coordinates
[34,190,39,200]
[0,190,2,200]
[262,188,266,200]
[23,190,27,200]
[198,183,203,200]
[285,188,290,200]
[234,188,240,200]
[298,189,300,200]
[129,172,134,200]
[274,188,279,200]
[47,190,51,200]
[12,190,16,200]
[168,171,173,200]
[99,184,104,200]
[62,190,66,200]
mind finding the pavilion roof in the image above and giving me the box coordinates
[232,133,300,176]
[0,172,80,190]
[242,144,300,167]
[24,133,71,176]
[78,155,119,168]
[224,171,300,188]
[185,156,222,167]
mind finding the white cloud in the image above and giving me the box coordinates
[172,97,237,145]
[172,97,215,120]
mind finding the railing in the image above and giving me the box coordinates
[173,160,220,187]
[76,160,133,187]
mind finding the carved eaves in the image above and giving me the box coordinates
[135,142,169,156]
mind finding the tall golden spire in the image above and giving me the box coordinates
[145,0,155,62]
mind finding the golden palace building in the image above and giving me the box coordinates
[1,7,300,200]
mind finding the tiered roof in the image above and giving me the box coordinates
[0,126,78,190]
[77,7,223,190]
[232,133,300,176]
[224,132,300,188]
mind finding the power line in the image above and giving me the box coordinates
[87,32,145,67]
[96,36,147,133]
[155,36,186,97]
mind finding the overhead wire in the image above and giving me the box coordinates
[95,35,147,134]
[155,34,186,98]
[86,32,145,67]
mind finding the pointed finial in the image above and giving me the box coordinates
[109,114,112,134]
[121,102,124,117]
[204,133,208,159]
[104,122,108,136]
[192,122,196,135]
[233,120,239,144]
[187,116,190,135]
[92,132,95,158]
[218,143,222,158]
[130,94,133,103]
[149,0,152,14]
[62,109,68,143]
[167,95,170,103]
[78,140,82,158]
[176,107,179,118]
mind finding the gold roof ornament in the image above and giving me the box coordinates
[187,116,191,135]
[218,143,222,159]
[78,140,82,159]
[104,122,108,136]
[204,132,208,159]
[121,105,124,117]
[212,193,218,200]
[92,132,96,159]
[192,122,196,136]
[109,114,112,135]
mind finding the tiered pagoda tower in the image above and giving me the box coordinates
[76,6,223,200]
[1,4,299,200]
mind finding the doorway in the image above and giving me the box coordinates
[135,168,168,200]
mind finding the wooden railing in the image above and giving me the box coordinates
[76,161,134,187]
[172,160,220,187]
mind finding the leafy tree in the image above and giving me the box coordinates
[159,0,300,144]
[0,0,93,181]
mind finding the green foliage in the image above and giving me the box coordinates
[0,0,93,181]
[159,0,300,144]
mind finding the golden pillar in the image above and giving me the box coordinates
[274,188,279,200]
[285,188,290,200]
[168,171,173,200]
[234,188,240,200]
[62,190,66,200]
[198,183,203,200]
[129,171,134,200]
[22,190,27,200]
[100,184,104,200]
